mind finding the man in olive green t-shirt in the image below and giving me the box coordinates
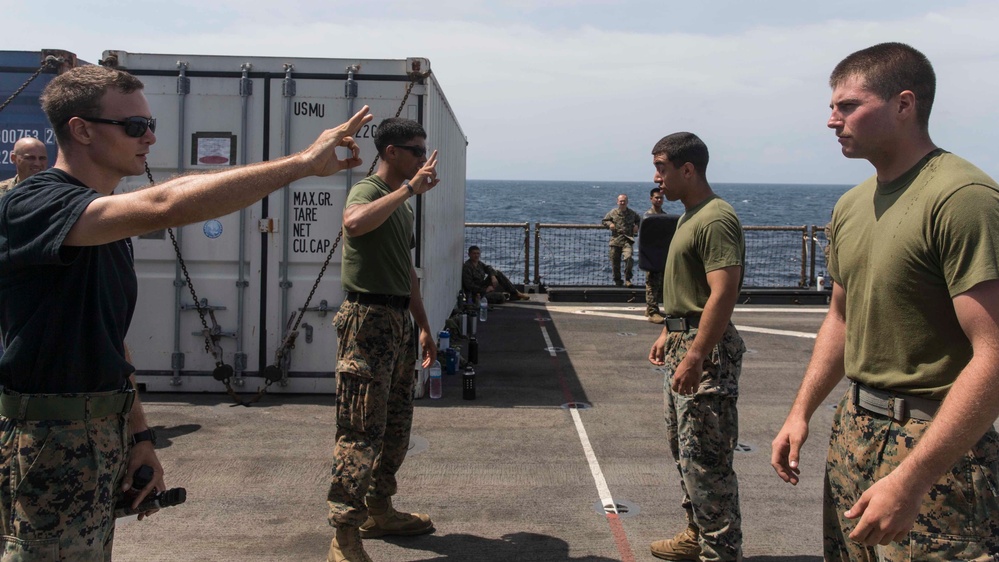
[647,132,746,562]
[326,118,441,562]
[772,43,999,558]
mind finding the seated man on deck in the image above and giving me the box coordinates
[462,245,530,302]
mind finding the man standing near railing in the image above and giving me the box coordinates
[640,187,680,324]
[647,132,746,561]
[602,194,641,287]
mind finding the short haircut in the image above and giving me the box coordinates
[649,187,662,197]
[651,132,709,177]
[40,65,145,146]
[373,117,427,156]
[468,245,480,253]
[830,42,936,130]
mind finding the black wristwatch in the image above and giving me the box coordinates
[131,428,157,447]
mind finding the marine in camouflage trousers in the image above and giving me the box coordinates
[824,389,999,561]
[645,269,664,316]
[609,244,634,284]
[327,301,416,530]
[662,323,745,561]
[0,413,129,561]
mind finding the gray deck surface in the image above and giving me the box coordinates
[113,299,839,561]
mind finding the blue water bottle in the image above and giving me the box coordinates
[445,347,458,375]
[438,330,450,351]
[429,360,442,399]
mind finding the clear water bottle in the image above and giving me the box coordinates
[478,296,488,322]
[429,360,442,399]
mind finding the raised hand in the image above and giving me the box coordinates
[304,105,374,177]
[409,150,441,195]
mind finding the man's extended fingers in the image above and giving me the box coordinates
[343,105,373,135]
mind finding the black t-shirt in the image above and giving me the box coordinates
[0,169,137,393]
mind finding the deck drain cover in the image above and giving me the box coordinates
[534,317,552,322]
[593,499,639,518]
[734,442,754,454]
[408,435,429,456]
[617,332,637,337]
[561,402,592,410]
[545,346,566,353]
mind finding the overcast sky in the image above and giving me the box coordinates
[6,0,999,184]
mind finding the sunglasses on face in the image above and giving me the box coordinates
[79,116,157,138]
[393,144,427,158]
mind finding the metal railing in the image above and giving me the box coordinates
[464,222,830,289]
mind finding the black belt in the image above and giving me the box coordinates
[345,291,410,310]
[665,316,701,333]
[850,381,940,422]
[0,389,136,421]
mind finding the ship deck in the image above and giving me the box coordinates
[114,298,838,561]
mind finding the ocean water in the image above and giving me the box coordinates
[464,180,854,287]
[466,180,853,226]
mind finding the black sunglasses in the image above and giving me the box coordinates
[393,144,427,158]
[79,116,156,138]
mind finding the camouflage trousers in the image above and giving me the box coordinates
[824,390,999,561]
[0,413,129,561]
[609,244,634,283]
[645,269,664,316]
[327,301,416,530]
[662,324,745,561]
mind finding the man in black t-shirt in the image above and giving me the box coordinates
[0,65,373,559]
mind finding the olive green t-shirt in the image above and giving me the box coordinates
[829,150,999,399]
[662,195,745,316]
[340,175,414,296]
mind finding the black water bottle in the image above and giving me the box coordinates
[468,336,479,364]
[462,366,476,400]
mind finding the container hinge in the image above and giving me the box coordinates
[282,64,296,97]
[176,62,190,95]
[171,352,185,370]
[240,63,252,96]
[302,322,313,344]
[258,218,279,233]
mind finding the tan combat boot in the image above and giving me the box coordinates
[650,525,700,561]
[359,496,434,538]
[328,527,373,562]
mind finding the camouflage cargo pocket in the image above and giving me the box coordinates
[336,373,374,433]
[1,535,59,562]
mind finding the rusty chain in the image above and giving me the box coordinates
[0,55,61,115]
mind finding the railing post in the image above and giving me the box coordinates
[534,222,542,286]
[809,225,818,289]
[800,226,808,288]
[523,222,530,285]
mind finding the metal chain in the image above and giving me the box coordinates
[143,163,249,405]
[140,71,430,406]
[266,72,429,381]
[0,56,61,114]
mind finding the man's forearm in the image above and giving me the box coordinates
[67,153,311,246]
[343,185,410,237]
[787,291,847,422]
[409,267,431,334]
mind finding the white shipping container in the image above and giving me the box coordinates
[106,50,467,394]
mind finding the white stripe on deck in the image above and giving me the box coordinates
[570,406,617,512]
[543,305,821,339]
[540,325,557,357]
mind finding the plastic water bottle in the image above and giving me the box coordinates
[468,336,479,364]
[460,313,468,336]
[438,330,450,351]
[816,275,826,291]
[429,360,442,399]
[478,296,488,322]
[462,367,476,400]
